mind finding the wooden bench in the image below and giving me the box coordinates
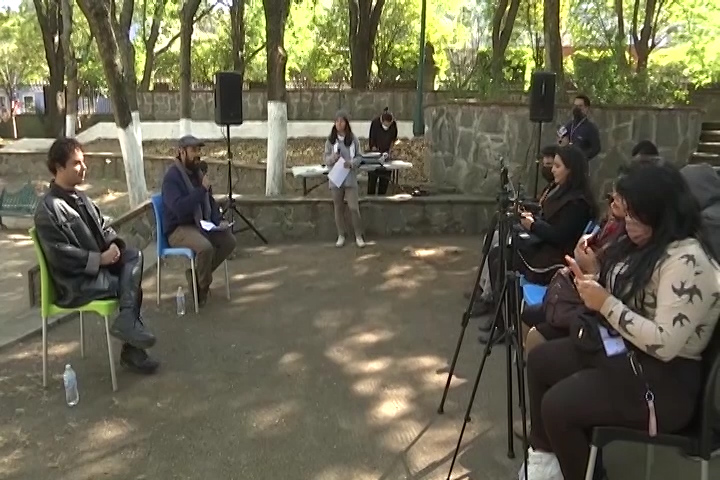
[0,183,40,229]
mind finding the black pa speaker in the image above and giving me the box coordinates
[214,71,244,126]
[528,71,556,123]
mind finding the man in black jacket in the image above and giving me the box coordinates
[34,138,159,374]
[558,94,601,160]
[367,108,398,195]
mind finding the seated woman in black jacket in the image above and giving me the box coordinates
[480,146,597,343]
[516,145,597,284]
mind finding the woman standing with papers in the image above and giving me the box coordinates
[324,110,366,248]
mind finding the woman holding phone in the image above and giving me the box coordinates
[520,160,720,480]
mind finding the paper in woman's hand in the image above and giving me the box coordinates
[328,160,350,188]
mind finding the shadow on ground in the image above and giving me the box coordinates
[0,237,714,480]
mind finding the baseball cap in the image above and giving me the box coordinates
[178,135,205,148]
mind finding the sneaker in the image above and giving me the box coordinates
[518,448,562,480]
[335,235,345,247]
[355,236,366,248]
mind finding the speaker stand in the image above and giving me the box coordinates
[532,121,543,198]
[220,124,269,244]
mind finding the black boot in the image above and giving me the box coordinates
[110,311,156,349]
[111,251,156,349]
[120,344,160,374]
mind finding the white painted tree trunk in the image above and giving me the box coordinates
[117,117,148,207]
[65,113,77,137]
[131,110,142,144]
[179,117,192,136]
[265,100,287,196]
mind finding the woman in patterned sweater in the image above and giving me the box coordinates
[521,160,720,480]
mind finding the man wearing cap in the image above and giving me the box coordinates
[161,135,236,307]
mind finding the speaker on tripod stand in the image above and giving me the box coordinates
[213,71,268,244]
[528,71,556,198]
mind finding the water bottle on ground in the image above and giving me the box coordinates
[63,364,79,407]
[176,286,186,316]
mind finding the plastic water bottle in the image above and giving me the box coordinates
[63,364,79,407]
[176,286,186,316]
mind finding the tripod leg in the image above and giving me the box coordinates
[233,207,269,244]
[510,274,530,477]
[438,214,498,414]
[504,274,516,459]
[446,282,507,480]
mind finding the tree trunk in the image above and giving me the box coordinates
[76,0,148,208]
[613,0,628,71]
[32,0,65,136]
[490,0,521,83]
[630,0,657,73]
[111,0,141,142]
[139,0,168,91]
[61,0,78,137]
[263,0,289,196]
[179,0,201,136]
[543,0,564,94]
[348,0,385,90]
[230,0,246,76]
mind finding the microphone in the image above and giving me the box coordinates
[198,160,208,174]
[557,125,568,138]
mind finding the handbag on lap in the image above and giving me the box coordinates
[542,269,586,329]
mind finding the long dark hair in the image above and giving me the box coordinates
[600,160,704,305]
[555,145,598,218]
[328,116,354,147]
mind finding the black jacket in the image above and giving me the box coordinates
[368,117,398,153]
[562,118,601,160]
[520,186,594,284]
[34,182,124,308]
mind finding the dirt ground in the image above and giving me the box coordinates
[0,236,712,480]
[84,137,430,185]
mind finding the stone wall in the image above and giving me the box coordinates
[0,151,340,206]
[424,101,703,197]
[134,89,528,122]
[26,194,495,307]
[689,88,720,122]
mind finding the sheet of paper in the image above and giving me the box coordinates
[328,160,350,188]
[200,220,233,232]
[599,325,627,357]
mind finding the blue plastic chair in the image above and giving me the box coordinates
[150,194,230,313]
[520,220,599,308]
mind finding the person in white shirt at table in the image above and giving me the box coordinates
[323,110,366,248]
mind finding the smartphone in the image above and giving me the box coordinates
[565,255,584,279]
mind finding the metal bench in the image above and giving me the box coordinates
[0,183,40,229]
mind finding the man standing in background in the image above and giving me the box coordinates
[558,94,601,160]
[367,108,398,195]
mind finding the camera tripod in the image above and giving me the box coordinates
[438,169,530,480]
[219,124,268,244]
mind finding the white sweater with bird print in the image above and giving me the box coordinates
[600,238,720,361]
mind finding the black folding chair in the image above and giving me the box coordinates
[584,319,720,480]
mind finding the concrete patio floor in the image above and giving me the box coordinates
[0,237,715,480]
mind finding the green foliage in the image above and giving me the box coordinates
[0,0,717,106]
[569,54,689,105]
[0,4,47,92]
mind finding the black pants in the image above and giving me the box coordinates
[368,169,391,195]
[105,247,144,314]
[527,337,702,480]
